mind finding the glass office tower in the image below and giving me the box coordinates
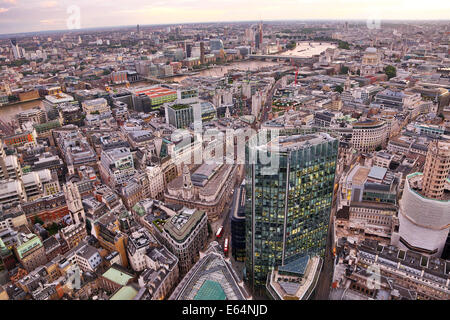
[244,132,338,293]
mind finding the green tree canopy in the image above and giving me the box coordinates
[340,66,349,75]
[384,65,397,80]
[334,85,344,93]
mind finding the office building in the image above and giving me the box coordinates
[392,141,450,257]
[153,208,208,277]
[245,132,338,292]
[16,108,47,129]
[335,239,450,300]
[165,163,237,221]
[81,98,111,115]
[266,255,322,300]
[93,211,129,267]
[13,232,47,272]
[351,119,387,152]
[130,86,177,112]
[99,147,136,187]
[210,39,224,51]
[230,183,246,262]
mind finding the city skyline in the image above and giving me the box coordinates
[0,9,449,303]
[1,0,450,35]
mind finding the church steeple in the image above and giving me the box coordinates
[182,163,194,200]
[225,105,231,118]
[63,181,85,225]
[344,71,351,91]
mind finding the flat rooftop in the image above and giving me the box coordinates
[265,132,336,152]
[164,209,206,243]
[133,87,176,99]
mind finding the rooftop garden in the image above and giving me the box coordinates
[170,104,191,110]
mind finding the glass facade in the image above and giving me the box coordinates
[244,132,338,292]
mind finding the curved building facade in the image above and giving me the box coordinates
[351,119,387,153]
[395,173,450,257]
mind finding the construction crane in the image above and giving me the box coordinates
[0,118,15,135]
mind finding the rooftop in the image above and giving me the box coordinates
[102,266,133,286]
[164,209,206,243]
[110,285,138,300]
[264,132,336,152]
[193,280,226,300]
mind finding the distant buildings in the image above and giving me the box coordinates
[130,86,177,112]
[81,98,111,115]
[209,39,224,51]
[10,39,24,60]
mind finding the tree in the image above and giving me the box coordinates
[8,95,18,102]
[356,69,361,76]
[334,85,344,93]
[286,41,297,50]
[340,66,349,75]
[338,40,350,50]
[384,65,397,80]
[34,217,44,225]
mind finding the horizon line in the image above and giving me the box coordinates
[1,18,449,38]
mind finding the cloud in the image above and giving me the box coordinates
[40,1,57,8]
[0,0,449,35]
[39,18,64,25]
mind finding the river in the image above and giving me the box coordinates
[169,60,282,83]
[0,42,334,121]
[0,61,280,121]
[0,99,43,122]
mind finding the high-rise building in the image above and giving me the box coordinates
[209,39,224,51]
[421,141,450,200]
[186,43,192,58]
[392,140,450,257]
[255,33,261,49]
[245,132,338,293]
[153,207,208,277]
[200,42,205,64]
[10,39,22,60]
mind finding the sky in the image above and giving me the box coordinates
[0,0,449,35]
